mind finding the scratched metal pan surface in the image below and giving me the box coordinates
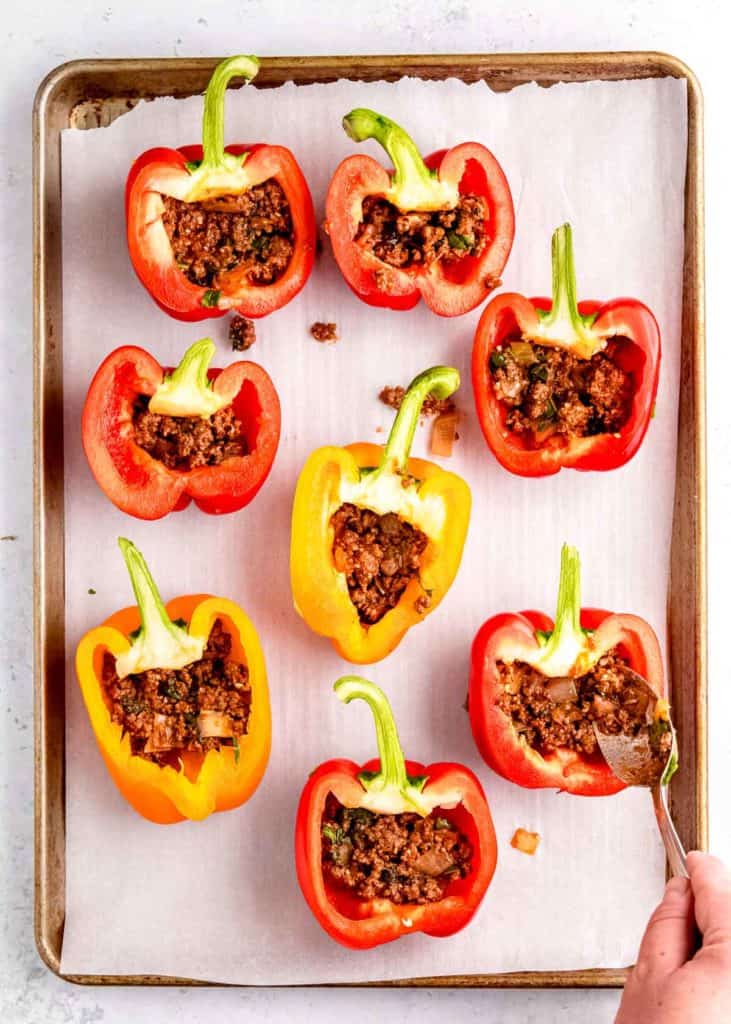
[32,52,706,987]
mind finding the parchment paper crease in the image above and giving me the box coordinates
[59,74,687,983]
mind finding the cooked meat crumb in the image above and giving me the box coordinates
[379,385,456,421]
[133,396,246,471]
[321,796,473,904]
[356,193,488,273]
[497,649,668,757]
[491,340,632,439]
[331,503,428,625]
[229,315,256,351]
[102,619,251,764]
[310,321,338,343]
[161,179,293,288]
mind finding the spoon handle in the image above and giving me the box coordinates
[652,783,688,877]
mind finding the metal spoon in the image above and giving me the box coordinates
[592,668,687,877]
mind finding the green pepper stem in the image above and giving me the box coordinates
[147,338,229,418]
[343,108,457,210]
[533,224,600,355]
[115,539,204,678]
[199,55,260,172]
[537,543,587,673]
[373,365,460,480]
[334,676,430,815]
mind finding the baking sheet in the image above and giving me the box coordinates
[59,74,687,983]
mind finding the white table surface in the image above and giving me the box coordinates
[2,1,728,1020]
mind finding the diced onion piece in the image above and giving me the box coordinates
[545,677,578,702]
[509,341,535,365]
[144,714,177,753]
[592,695,617,717]
[413,849,455,877]
[431,411,459,458]
[197,710,235,738]
[510,828,540,855]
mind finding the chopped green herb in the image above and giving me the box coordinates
[490,349,507,371]
[344,806,374,826]
[434,817,451,830]
[201,289,221,308]
[509,341,536,366]
[322,824,345,844]
[120,695,146,716]
[249,235,269,253]
[529,362,549,383]
[87,588,97,595]
[446,230,471,251]
[163,681,183,702]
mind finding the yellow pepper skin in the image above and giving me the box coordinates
[290,367,471,665]
[76,544,271,824]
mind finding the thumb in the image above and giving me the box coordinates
[633,876,695,979]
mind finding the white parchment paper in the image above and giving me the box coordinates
[59,74,687,983]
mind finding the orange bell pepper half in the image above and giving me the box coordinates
[290,366,471,664]
[75,539,271,824]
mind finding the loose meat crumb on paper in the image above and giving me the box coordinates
[310,321,338,343]
[229,315,256,351]
[510,828,540,855]
[379,385,456,420]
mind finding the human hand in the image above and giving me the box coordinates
[616,852,731,1023]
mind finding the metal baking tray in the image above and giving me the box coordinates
[33,52,706,988]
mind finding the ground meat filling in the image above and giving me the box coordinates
[321,797,473,905]
[102,619,251,765]
[497,649,660,756]
[330,503,428,625]
[310,321,338,343]
[355,193,487,272]
[229,315,256,351]
[161,179,294,288]
[491,340,633,439]
[379,384,456,420]
[133,395,247,471]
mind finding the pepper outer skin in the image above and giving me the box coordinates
[82,345,281,520]
[468,607,665,796]
[290,443,471,664]
[75,594,271,824]
[126,141,316,321]
[472,296,661,477]
[325,148,514,317]
[295,756,497,949]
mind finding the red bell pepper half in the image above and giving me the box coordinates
[471,223,661,475]
[82,337,280,520]
[295,676,497,949]
[325,108,514,316]
[468,545,666,796]
[126,55,316,321]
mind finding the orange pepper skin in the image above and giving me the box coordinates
[290,443,471,664]
[75,594,271,824]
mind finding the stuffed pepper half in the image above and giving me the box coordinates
[296,676,497,949]
[472,223,660,475]
[468,544,669,796]
[126,55,316,321]
[290,366,471,664]
[76,539,271,823]
[325,108,514,316]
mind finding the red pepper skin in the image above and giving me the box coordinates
[325,148,514,317]
[125,143,316,322]
[472,293,661,476]
[82,345,281,520]
[468,607,665,796]
[295,757,497,949]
